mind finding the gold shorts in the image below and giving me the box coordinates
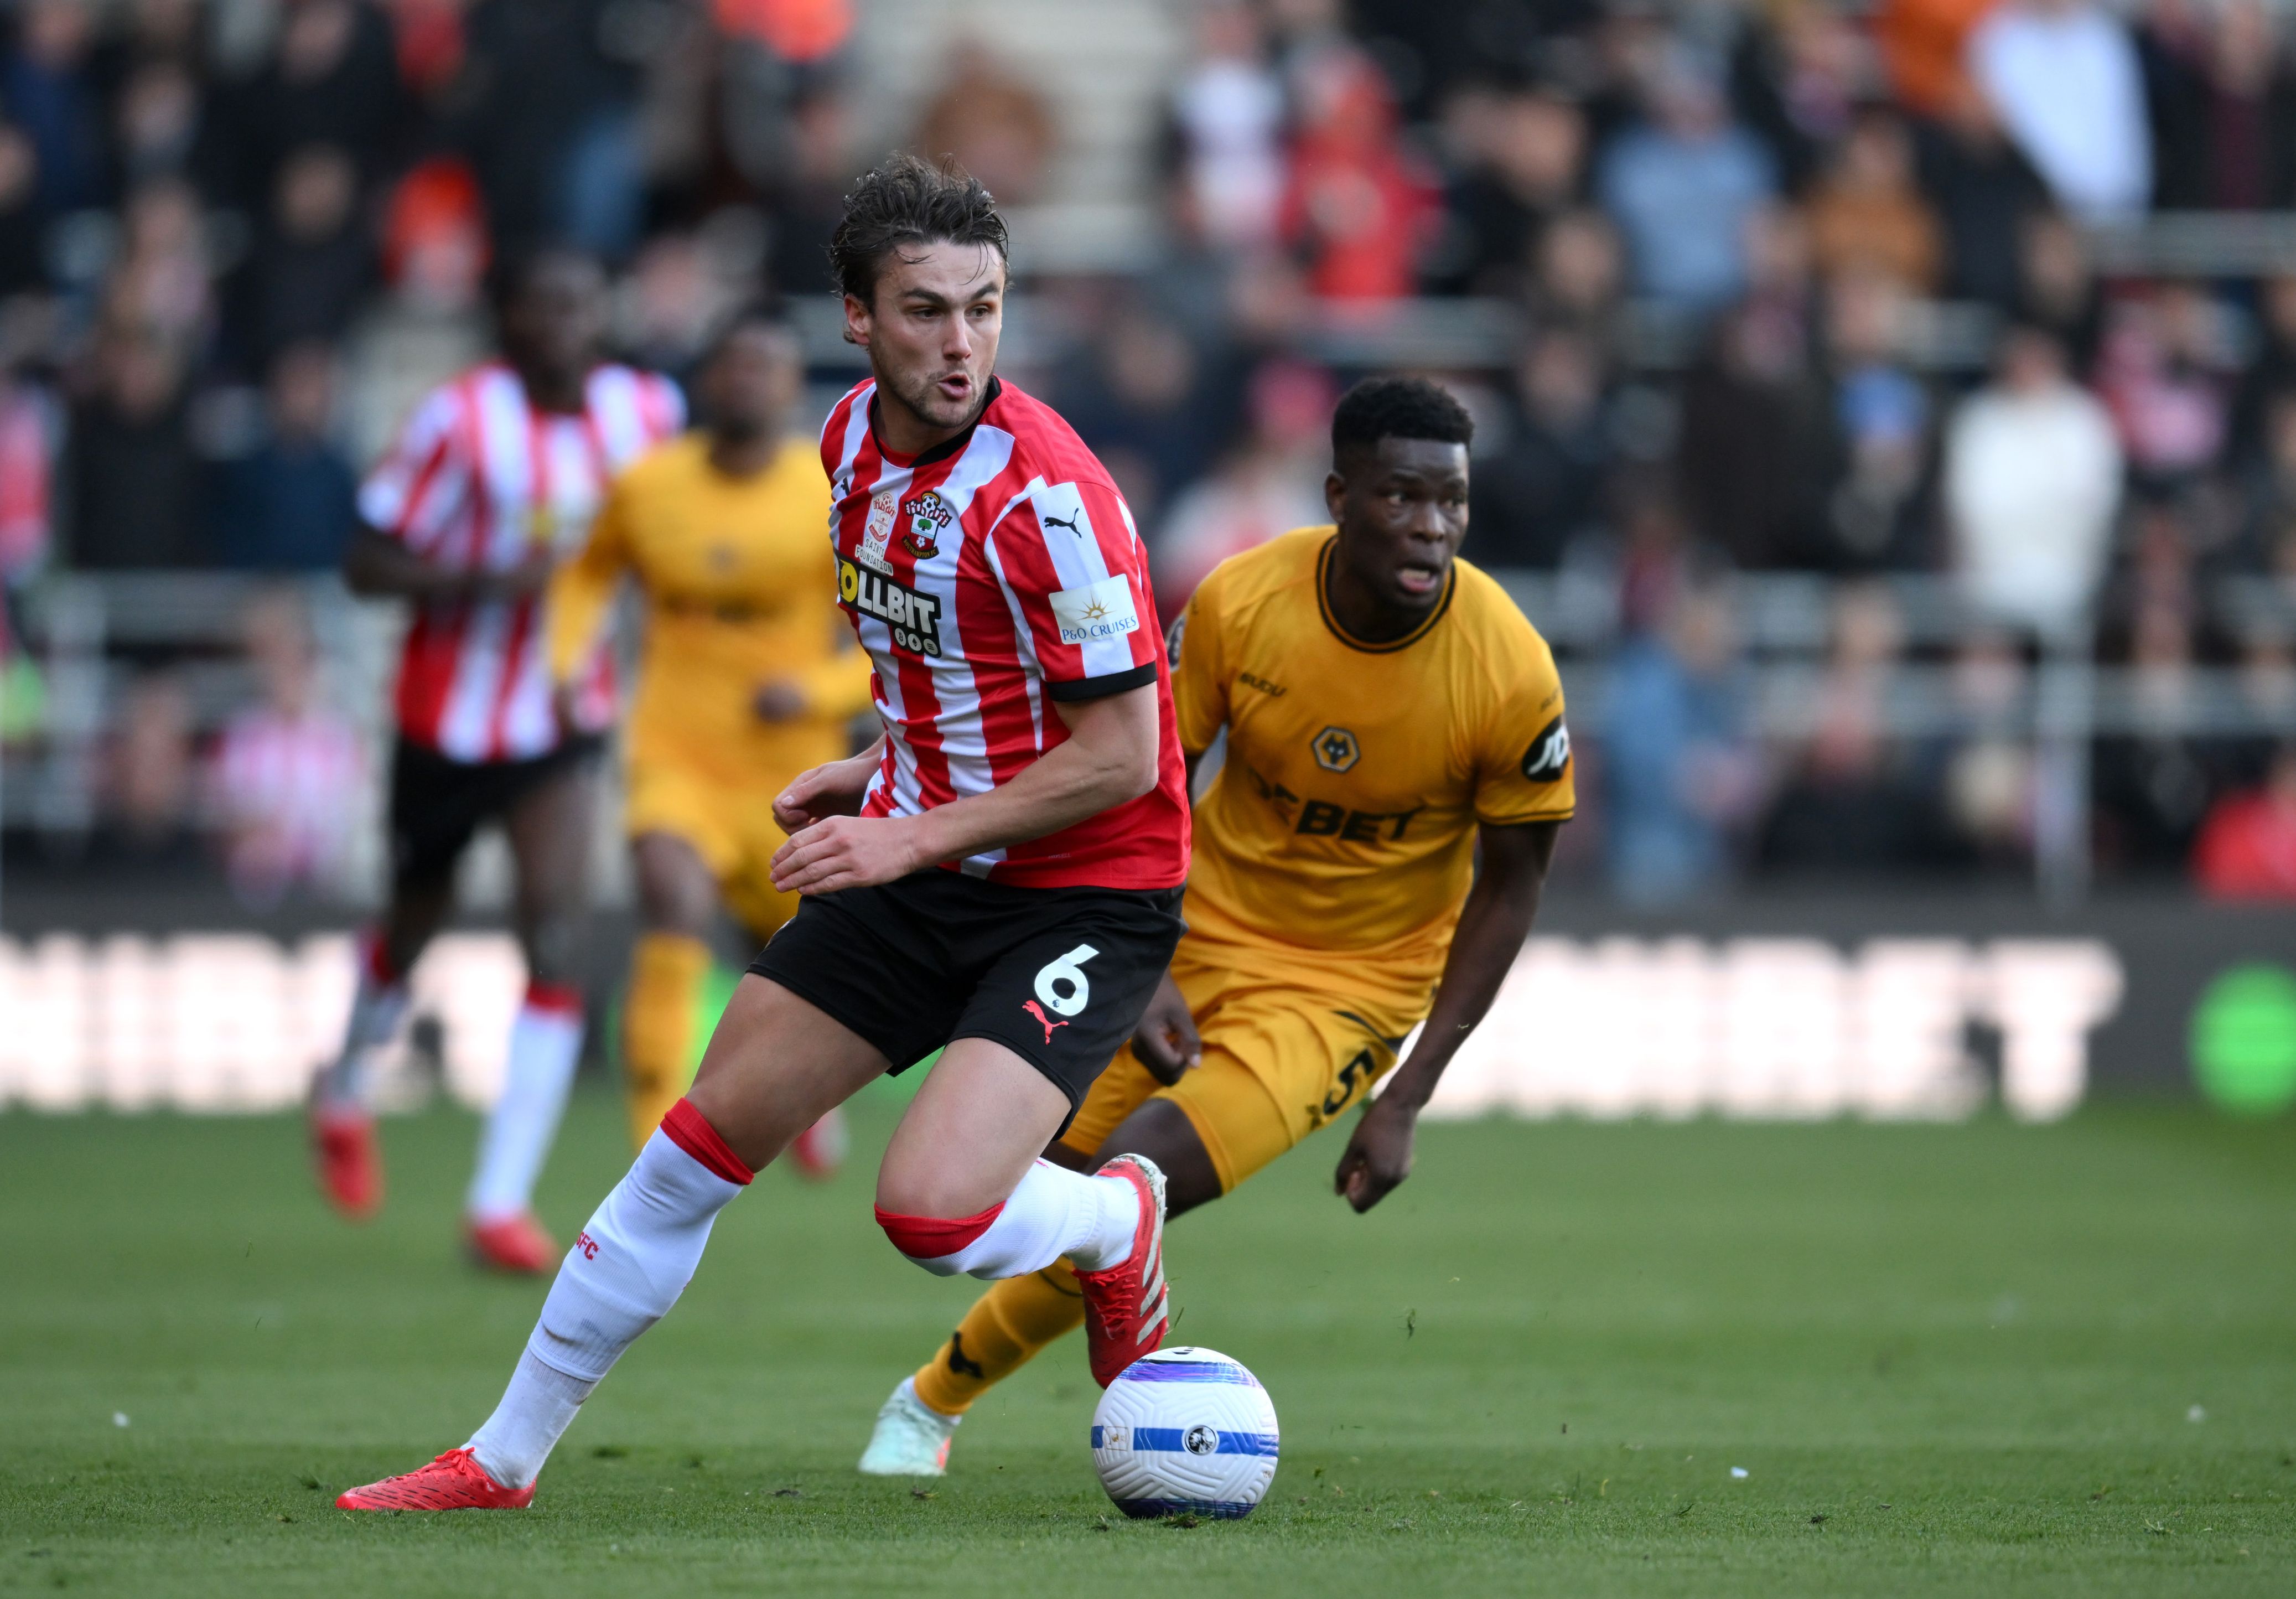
[1057,930,1427,1192]
[625,760,807,939]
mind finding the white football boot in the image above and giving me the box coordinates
[857,1377,961,1476]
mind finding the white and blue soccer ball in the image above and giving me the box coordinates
[1091,1346,1279,1519]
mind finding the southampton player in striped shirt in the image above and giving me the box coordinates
[308,251,681,1271]
[336,157,1193,1511]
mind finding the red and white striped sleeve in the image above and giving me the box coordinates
[988,476,1162,702]
[357,382,471,554]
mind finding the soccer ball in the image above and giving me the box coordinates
[1091,1346,1279,1519]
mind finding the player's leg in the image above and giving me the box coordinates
[309,740,467,1218]
[895,1048,1158,1425]
[463,753,599,1270]
[623,829,718,1149]
[346,977,888,1508]
[724,818,844,1179]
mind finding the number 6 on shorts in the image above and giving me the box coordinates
[1034,944,1100,1017]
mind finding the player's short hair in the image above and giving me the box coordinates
[698,302,799,370]
[828,153,1010,308]
[1330,376,1475,463]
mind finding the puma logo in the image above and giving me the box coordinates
[1043,511,1083,535]
[1023,999,1068,1044]
[947,1331,985,1379]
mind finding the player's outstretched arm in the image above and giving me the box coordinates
[1334,818,1559,1213]
[770,684,1162,895]
[342,526,556,603]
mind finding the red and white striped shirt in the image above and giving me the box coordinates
[821,376,1190,890]
[359,362,683,762]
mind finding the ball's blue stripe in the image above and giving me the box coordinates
[1113,1498,1258,1520]
[1121,1426,1279,1456]
[1117,1359,1256,1383]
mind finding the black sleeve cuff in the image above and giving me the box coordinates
[1045,661,1158,702]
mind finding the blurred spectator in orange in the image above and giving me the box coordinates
[1968,0,2149,222]
[1806,106,1942,293]
[1430,86,1586,299]
[912,42,1056,206]
[714,0,852,63]
[2,0,106,211]
[1153,358,1332,615]
[1761,583,1959,872]
[61,321,205,568]
[0,120,42,297]
[2140,0,2296,213]
[1469,324,1613,570]
[208,588,366,907]
[209,341,359,571]
[2193,743,2296,899]
[1165,1,1286,253]
[1604,562,1761,904]
[1943,324,2121,637]
[1595,43,1777,315]
[1875,0,1998,120]
[231,143,374,371]
[1279,45,1438,303]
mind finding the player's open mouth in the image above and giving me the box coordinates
[936,374,973,402]
[1396,562,1444,596]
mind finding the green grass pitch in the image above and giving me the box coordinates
[3,1092,2292,1596]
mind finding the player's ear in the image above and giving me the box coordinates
[1323,468,1347,524]
[841,292,871,348]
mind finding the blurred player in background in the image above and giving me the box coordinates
[860,376,1574,1474]
[546,309,868,1167]
[310,251,683,1271]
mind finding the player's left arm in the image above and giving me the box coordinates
[1334,817,1559,1212]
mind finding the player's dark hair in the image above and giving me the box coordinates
[828,153,1010,308]
[1330,375,1475,462]
[697,302,797,370]
[486,244,604,316]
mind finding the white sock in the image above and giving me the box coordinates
[467,985,584,1223]
[882,1160,1138,1280]
[315,936,409,1112]
[467,1351,595,1489]
[470,1121,748,1485]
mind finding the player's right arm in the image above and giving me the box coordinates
[341,383,553,603]
[542,478,633,688]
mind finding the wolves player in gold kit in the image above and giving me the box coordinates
[861,376,1574,1472]
[547,313,872,1155]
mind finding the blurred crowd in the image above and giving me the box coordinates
[4,0,2296,905]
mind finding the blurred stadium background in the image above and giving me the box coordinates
[3,0,2295,1126]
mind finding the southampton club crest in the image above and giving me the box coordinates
[901,490,954,558]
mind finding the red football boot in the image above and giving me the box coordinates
[465,1212,557,1274]
[789,1106,848,1181]
[310,1105,382,1220]
[336,1448,533,1511]
[1074,1153,1170,1388]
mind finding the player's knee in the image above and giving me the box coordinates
[520,915,584,987]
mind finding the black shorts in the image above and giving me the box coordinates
[387,735,604,892]
[748,870,1186,1132]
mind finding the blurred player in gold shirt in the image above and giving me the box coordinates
[549,312,873,1152]
[858,377,1575,1474]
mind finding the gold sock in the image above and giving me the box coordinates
[623,933,710,1150]
[911,1260,1087,1416]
